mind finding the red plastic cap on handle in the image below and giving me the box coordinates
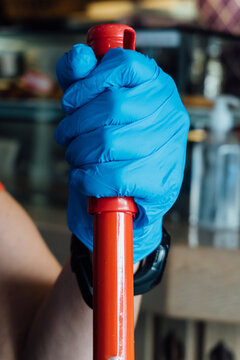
[87,23,136,60]
[88,196,138,215]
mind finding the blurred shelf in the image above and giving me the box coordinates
[1,22,240,41]
[0,99,63,122]
[136,29,181,47]
[1,98,240,128]
[0,20,92,36]
[187,106,240,128]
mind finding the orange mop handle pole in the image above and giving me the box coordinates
[87,24,137,360]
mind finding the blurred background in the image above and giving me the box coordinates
[0,0,240,359]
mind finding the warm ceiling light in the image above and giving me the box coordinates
[188,129,207,142]
[86,1,134,20]
[140,0,198,20]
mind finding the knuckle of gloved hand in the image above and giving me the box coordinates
[84,167,125,197]
[161,74,190,132]
[61,93,74,115]
[102,88,131,125]
[110,167,131,197]
[98,128,118,161]
[154,186,178,213]
[182,109,190,131]
[71,167,93,196]
[121,49,137,70]
[172,97,190,133]
[178,109,190,135]
[108,47,134,65]
[162,71,177,93]
[105,88,122,118]
[111,47,139,77]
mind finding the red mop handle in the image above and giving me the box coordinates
[87,24,137,360]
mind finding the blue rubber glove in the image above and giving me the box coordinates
[55,44,189,263]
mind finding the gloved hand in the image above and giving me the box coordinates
[55,44,189,263]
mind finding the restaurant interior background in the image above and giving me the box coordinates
[0,0,240,359]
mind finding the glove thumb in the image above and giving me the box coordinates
[56,44,97,92]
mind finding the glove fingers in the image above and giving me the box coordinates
[55,74,179,147]
[61,48,160,114]
[65,96,186,166]
[69,138,186,206]
[55,89,120,147]
[59,84,189,168]
[56,44,97,92]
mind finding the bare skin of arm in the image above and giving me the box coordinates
[0,190,142,360]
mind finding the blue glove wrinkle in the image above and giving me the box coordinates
[61,48,159,115]
[55,70,176,148]
[63,87,188,169]
[56,46,190,263]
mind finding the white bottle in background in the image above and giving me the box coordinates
[189,95,240,230]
